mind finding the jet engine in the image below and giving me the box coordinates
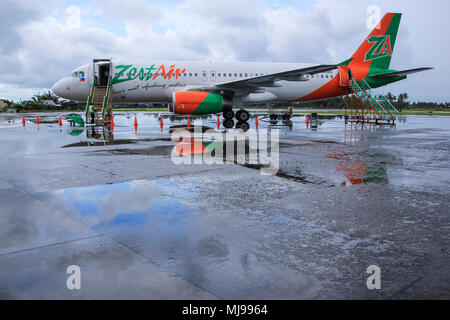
[171,91,232,115]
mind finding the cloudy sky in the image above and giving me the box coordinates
[0,0,448,102]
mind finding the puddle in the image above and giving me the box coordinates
[45,178,197,233]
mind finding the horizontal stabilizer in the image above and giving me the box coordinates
[370,67,433,78]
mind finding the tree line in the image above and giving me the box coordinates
[1,91,84,111]
[291,93,450,112]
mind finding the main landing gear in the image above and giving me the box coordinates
[222,109,251,131]
[235,110,250,122]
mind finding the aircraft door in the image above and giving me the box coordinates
[338,66,350,87]
[87,63,93,86]
[98,63,111,86]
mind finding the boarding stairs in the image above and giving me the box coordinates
[348,79,398,123]
[85,76,113,125]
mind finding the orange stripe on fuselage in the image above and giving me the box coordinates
[296,75,348,102]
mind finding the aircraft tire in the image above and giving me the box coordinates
[236,110,250,122]
[236,121,250,132]
[223,118,234,129]
[223,110,235,119]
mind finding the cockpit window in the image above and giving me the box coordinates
[79,71,85,78]
[71,71,79,78]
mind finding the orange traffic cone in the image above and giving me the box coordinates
[160,116,163,131]
[22,116,26,126]
[217,116,220,130]
[111,116,114,126]
[306,115,309,128]
[58,116,62,126]
[134,116,138,127]
[255,116,259,130]
[187,116,191,130]
[36,116,40,125]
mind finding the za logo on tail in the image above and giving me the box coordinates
[364,35,392,62]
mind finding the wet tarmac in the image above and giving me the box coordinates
[0,112,449,299]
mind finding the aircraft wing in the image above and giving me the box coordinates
[188,64,337,94]
[369,67,433,79]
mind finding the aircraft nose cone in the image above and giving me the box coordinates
[52,79,65,98]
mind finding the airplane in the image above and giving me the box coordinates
[52,12,432,126]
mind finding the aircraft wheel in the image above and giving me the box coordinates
[270,114,278,121]
[236,121,250,132]
[282,113,292,120]
[223,110,235,119]
[236,110,250,122]
[223,118,234,129]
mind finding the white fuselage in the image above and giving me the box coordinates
[52,61,339,104]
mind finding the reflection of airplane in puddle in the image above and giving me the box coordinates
[328,153,387,186]
[169,125,279,174]
[86,125,114,145]
[64,126,115,147]
[170,125,225,156]
[344,121,394,144]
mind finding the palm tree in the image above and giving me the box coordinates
[386,92,397,104]
[40,91,60,103]
[397,93,410,112]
